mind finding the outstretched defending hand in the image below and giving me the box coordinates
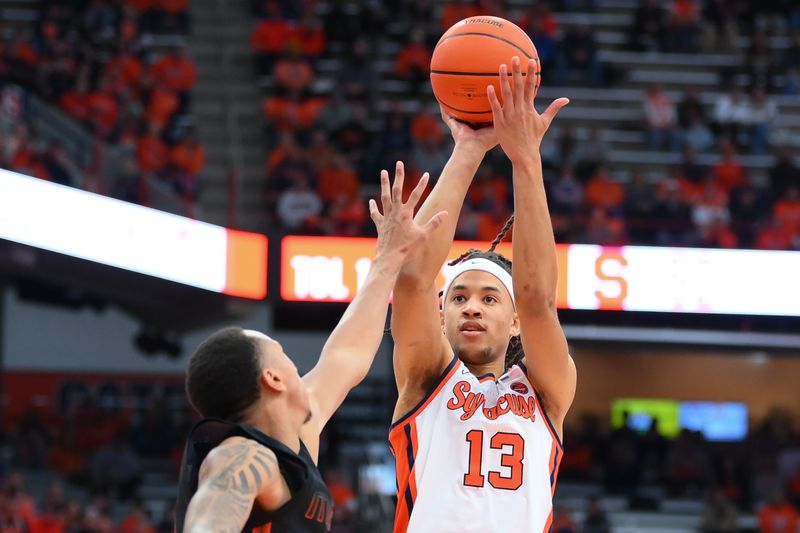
[439,105,498,154]
[369,161,448,262]
[486,56,569,163]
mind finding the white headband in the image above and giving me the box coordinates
[441,258,515,308]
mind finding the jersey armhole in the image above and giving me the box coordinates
[390,355,460,432]
[517,361,564,450]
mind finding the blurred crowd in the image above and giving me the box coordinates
[0,0,204,211]
[255,0,799,250]
[4,395,800,533]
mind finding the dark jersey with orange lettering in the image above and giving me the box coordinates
[175,418,333,533]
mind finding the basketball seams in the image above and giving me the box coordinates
[434,32,535,60]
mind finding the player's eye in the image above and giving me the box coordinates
[452,294,466,303]
[484,296,497,304]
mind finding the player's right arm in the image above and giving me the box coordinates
[184,437,287,533]
[391,113,497,411]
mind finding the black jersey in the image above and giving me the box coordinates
[175,418,333,533]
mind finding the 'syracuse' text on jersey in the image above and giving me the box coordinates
[175,418,334,533]
[389,356,563,533]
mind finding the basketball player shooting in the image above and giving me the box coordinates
[175,168,446,533]
[389,56,576,532]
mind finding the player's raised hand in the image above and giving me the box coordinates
[439,105,498,154]
[369,161,448,262]
[486,56,569,163]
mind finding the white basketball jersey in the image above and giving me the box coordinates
[389,356,563,533]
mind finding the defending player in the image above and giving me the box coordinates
[389,56,576,532]
[176,167,446,533]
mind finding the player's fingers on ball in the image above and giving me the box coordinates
[499,63,513,111]
[439,104,453,123]
[511,56,524,106]
[380,169,391,211]
[392,161,404,203]
[408,172,429,209]
[487,85,503,121]
[524,58,537,104]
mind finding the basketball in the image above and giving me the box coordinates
[430,16,540,126]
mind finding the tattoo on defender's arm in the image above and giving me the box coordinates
[188,441,281,533]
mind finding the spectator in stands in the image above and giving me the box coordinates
[551,504,578,533]
[148,46,196,114]
[276,174,323,230]
[783,30,800,95]
[668,0,701,53]
[729,175,770,247]
[773,184,800,238]
[702,0,739,52]
[584,166,625,212]
[323,0,381,47]
[156,0,190,34]
[84,495,114,533]
[683,110,715,153]
[337,38,378,104]
[748,87,777,155]
[520,4,558,74]
[701,489,740,532]
[137,123,169,183]
[573,127,609,182]
[625,172,658,243]
[316,149,360,207]
[263,87,326,141]
[665,430,713,497]
[273,48,315,95]
[396,27,432,96]
[759,490,799,533]
[582,497,611,533]
[629,0,667,52]
[377,104,413,172]
[89,431,143,500]
[440,0,481,31]
[41,141,76,187]
[713,86,750,148]
[120,500,156,533]
[748,32,779,93]
[169,128,205,203]
[144,76,180,133]
[556,23,603,87]
[549,165,584,215]
[643,83,680,151]
[286,13,326,60]
[712,140,744,192]
[251,2,293,76]
[677,87,707,130]
[87,75,121,140]
[692,176,730,241]
[583,207,627,245]
[652,179,694,245]
[769,146,799,200]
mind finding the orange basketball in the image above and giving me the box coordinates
[430,16,540,126]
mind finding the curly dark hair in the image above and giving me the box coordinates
[185,327,263,421]
[447,214,523,369]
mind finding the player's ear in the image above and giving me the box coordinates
[510,311,520,337]
[440,308,446,332]
[260,368,287,393]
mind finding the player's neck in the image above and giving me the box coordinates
[244,404,303,453]
[463,359,505,380]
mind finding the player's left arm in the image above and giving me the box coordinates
[300,166,447,460]
[488,57,577,438]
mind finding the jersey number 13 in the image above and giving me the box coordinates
[463,430,524,490]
